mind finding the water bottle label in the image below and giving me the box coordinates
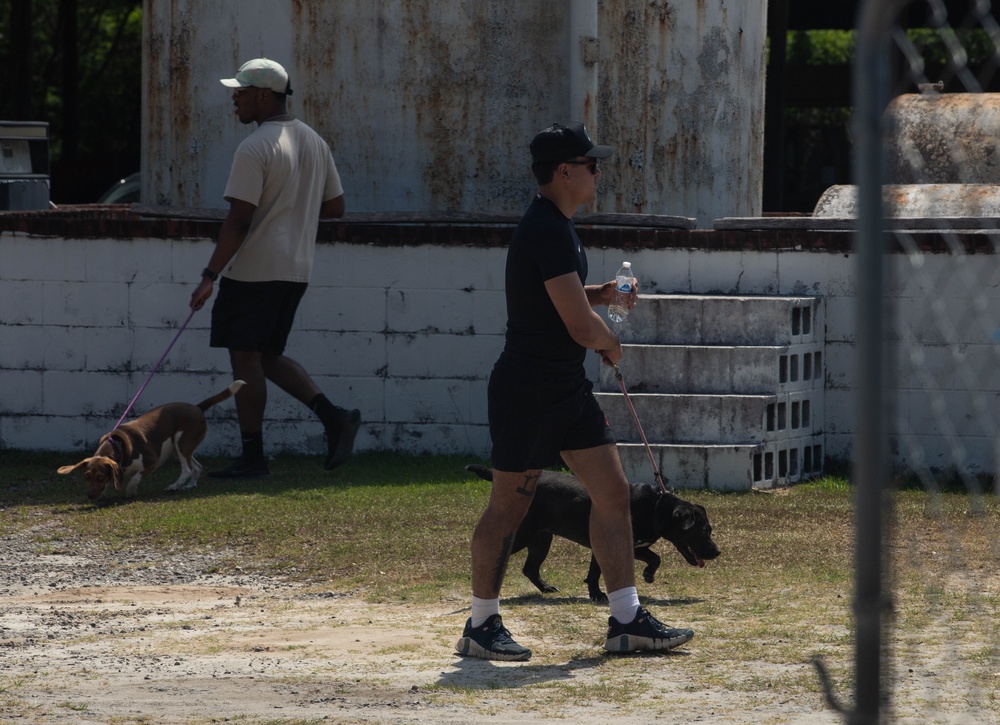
[618,283,631,292]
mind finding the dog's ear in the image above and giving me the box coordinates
[672,504,697,530]
[108,461,123,491]
[57,459,92,475]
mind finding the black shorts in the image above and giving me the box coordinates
[210,278,307,354]
[487,360,615,472]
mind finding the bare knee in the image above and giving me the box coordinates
[561,445,630,513]
[229,350,263,378]
[474,471,539,538]
[475,499,529,540]
[585,474,630,514]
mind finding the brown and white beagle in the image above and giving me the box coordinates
[58,381,245,500]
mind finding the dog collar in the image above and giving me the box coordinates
[107,434,124,462]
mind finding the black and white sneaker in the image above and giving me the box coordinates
[324,409,361,471]
[455,614,532,661]
[604,607,694,653]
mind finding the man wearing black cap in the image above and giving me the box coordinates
[456,123,695,661]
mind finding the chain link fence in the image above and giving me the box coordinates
[851,0,1000,722]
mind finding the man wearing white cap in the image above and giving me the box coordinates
[190,58,360,478]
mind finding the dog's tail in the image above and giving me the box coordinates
[466,463,493,482]
[196,380,247,412]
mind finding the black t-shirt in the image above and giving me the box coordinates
[498,194,589,377]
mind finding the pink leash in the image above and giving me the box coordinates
[606,359,669,494]
[113,308,197,429]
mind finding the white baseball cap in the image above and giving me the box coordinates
[220,58,292,94]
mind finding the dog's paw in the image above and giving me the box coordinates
[642,567,658,584]
[539,583,560,593]
[166,481,198,493]
[590,591,609,605]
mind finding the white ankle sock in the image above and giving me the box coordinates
[608,586,640,624]
[471,596,500,628]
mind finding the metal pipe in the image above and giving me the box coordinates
[852,0,911,722]
[568,0,598,132]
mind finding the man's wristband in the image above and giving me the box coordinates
[201,267,219,282]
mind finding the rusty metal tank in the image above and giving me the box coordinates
[812,92,1000,218]
[598,0,768,224]
[814,183,1000,217]
[142,1,767,224]
[886,92,1000,184]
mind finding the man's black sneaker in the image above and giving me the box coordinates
[604,607,694,653]
[324,409,361,470]
[455,614,532,661]
[207,457,270,479]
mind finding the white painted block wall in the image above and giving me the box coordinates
[3,229,987,479]
[0,234,513,459]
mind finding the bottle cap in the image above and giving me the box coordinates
[622,262,631,268]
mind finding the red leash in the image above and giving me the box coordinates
[606,359,669,493]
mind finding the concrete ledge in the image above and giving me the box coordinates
[621,294,823,346]
[714,215,1000,231]
[130,205,698,230]
[597,392,776,444]
[618,442,761,491]
[598,344,824,395]
[619,437,826,491]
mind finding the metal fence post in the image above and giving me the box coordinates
[853,1,909,722]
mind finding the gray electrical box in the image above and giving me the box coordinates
[0,121,50,210]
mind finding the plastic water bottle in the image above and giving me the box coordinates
[608,261,634,323]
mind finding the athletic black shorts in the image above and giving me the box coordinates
[210,278,307,354]
[487,360,615,472]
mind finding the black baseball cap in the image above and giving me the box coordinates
[529,122,614,163]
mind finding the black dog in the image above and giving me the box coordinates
[467,464,720,603]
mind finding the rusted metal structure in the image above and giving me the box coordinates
[887,92,1000,184]
[811,92,1000,218]
[598,1,768,223]
[814,183,1000,218]
[141,0,767,225]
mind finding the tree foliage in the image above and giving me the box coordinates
[0,0,142,202]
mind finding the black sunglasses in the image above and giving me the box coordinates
[564,159,599,174]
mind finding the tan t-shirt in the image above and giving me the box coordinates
[222,119,343,283]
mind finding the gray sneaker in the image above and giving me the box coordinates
[455,614,532,661]
[604,607,694,653]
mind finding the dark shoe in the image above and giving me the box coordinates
[455,614,532,661]
[604,607,694,653]
[324,409,361,470]
[207,457,270,479]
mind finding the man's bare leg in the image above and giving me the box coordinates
[562,445,695,652]
[457,469,539,661]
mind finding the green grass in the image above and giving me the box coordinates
[1,451,864,599]
[4,448,1000,712]
[5,450,487,598]
[6,451,997,603]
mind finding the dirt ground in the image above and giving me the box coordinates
[0,515,975,724]
[0,516,846,725]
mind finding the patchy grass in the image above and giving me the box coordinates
[4,450,1000,717]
